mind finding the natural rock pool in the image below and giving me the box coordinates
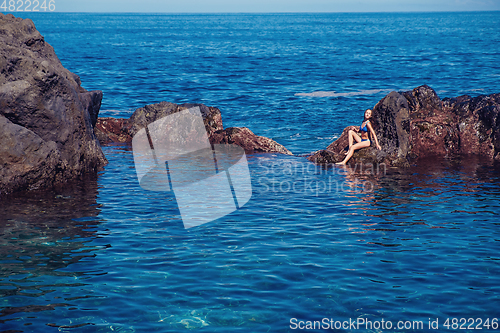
[2,11,500,332]
[1,145,499,331]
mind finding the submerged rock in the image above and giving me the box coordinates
[0,13,107,194]
[95,102,292,155]
[308,85,500,166]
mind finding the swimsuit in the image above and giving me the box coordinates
[360,121,370,142]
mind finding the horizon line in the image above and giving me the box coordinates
[3,10,500,14]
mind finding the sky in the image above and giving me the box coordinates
[50,0,500,13]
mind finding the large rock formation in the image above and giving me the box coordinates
[0,14,107,194]
[95,102,293,155]
[308,85,500,166]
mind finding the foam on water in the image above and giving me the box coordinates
[295,89,393,97]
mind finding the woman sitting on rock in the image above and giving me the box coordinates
[336,109,381,165]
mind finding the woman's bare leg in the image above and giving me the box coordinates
[336,140,370,165]
[346,130,362,154]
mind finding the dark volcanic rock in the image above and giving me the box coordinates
[211,127,292,155]
[308,85,500,166]
[95,102,292,155]
[371,91,411,166]
[95,102,223,144]
[0,14,107,194]
[404,86,461,159]
[94,117,131,143]
[406,85,500,160]
[442,93,500,159]
[307,126,389,166]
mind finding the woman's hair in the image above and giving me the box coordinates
[363,109,373,141]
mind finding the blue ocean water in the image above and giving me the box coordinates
[1,12,500,332]
[9,12,500,154]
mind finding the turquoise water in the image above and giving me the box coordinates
[1,148,500,332]
[1,12,500,332]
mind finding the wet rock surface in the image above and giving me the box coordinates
[308,85,500,166]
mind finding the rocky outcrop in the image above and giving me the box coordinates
[95,102,292,155]
[0,13,107,194]
[95,102,223,143]
[210,126,292,155]
[308,85,500,166]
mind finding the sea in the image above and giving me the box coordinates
[1,12,500,332]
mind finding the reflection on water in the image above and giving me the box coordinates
[1,147,499,332]
[0,177,107,330]
[330,156,500,244]
[370,156,500,224]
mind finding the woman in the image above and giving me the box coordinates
[336,109,381,165]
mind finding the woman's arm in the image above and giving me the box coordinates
[367,122,381,150]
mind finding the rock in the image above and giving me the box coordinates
[94,117,130,143]
[307,125,389,166]
[127,102,224,139]
[371,91,411,166]
[406,85,500,160]
[308,85,500,167]
[0,13,107,194]
[95,102,292,155]
[211,127,292,155]
[95,102,222,144]
[306,149,338,165]
[405,87,461,159]
[403,84,443,114]
[442,93,500,159]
